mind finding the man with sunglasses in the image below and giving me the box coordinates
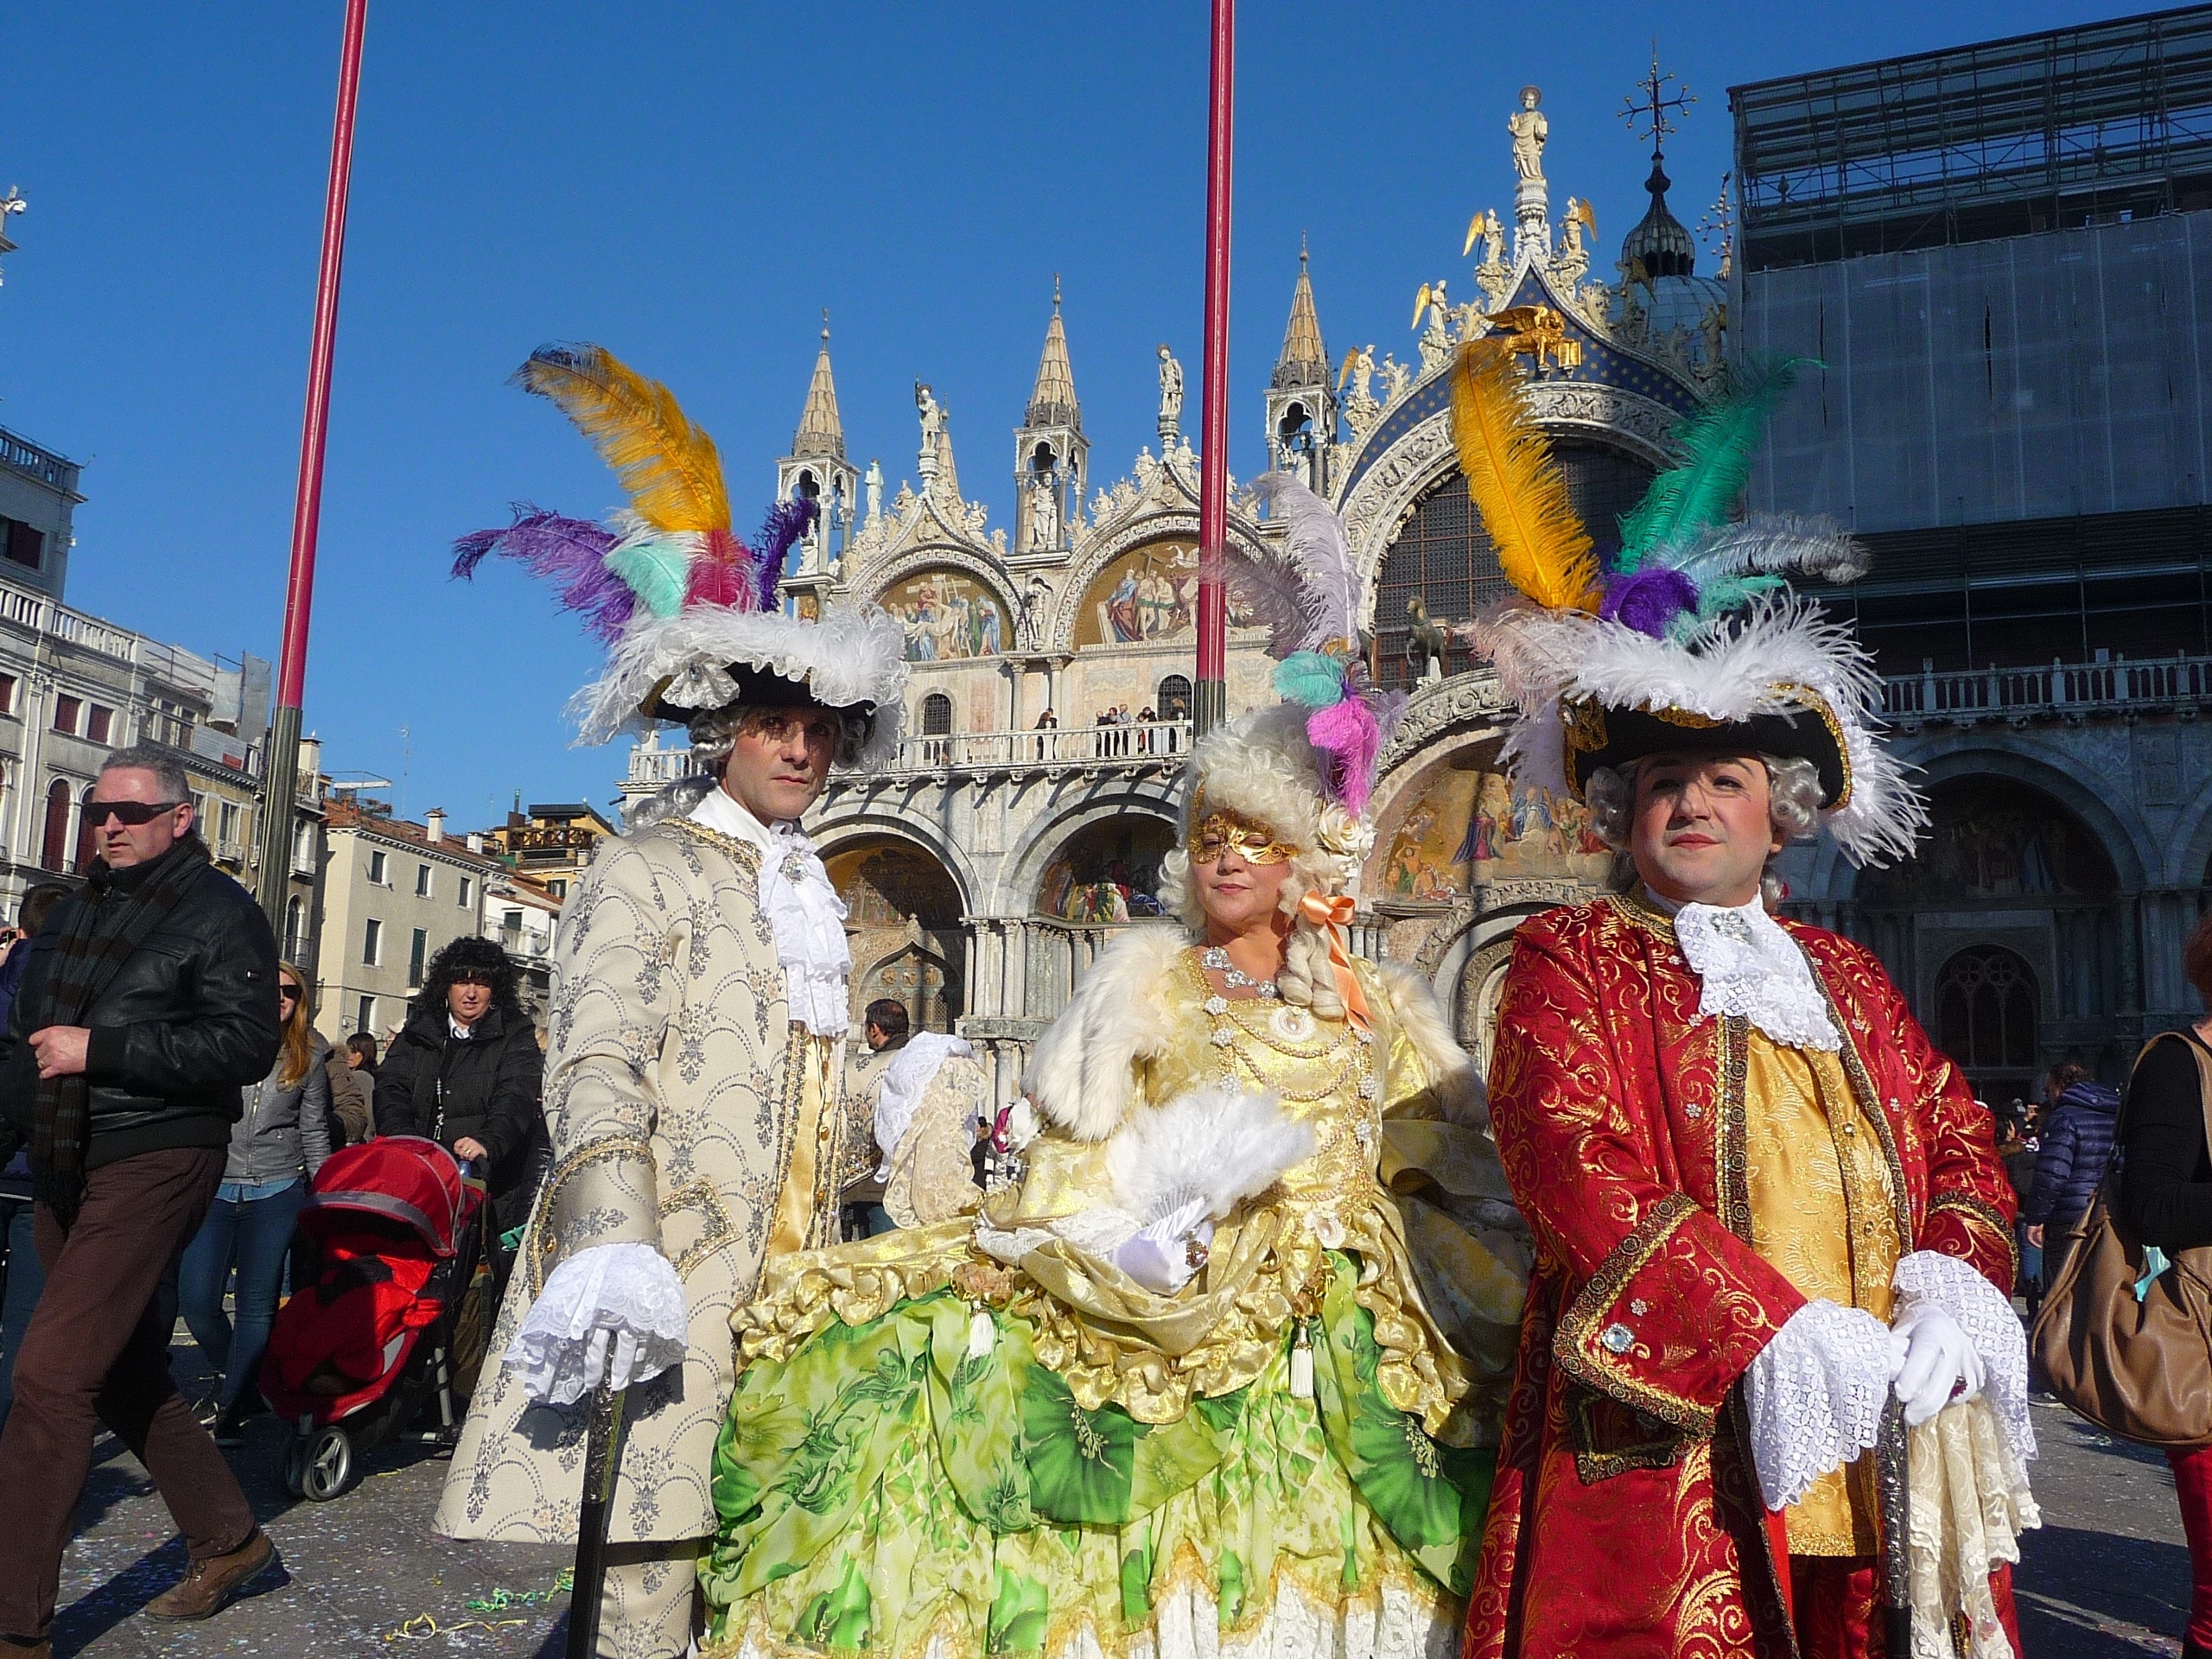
[0,746,284,1655]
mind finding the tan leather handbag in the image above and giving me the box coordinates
[2031,1031,2212,1448]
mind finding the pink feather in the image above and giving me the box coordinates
[1306,696,1382,814]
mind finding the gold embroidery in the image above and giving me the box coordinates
[1930,1192,2019,1281]
[1551,1190,1715,1433]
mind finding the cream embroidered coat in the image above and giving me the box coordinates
[435,816,832,1545]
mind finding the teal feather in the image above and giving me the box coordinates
[1615,357,1809,572]
[1695,573,1784,618]
[1274,651,1348,709]
[607,532,691,618]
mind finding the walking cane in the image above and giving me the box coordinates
[1874,1392,1913,1657]
[566,1379,631,1659]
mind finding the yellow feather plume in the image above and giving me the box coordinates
[1449,340,1599,612]
[512,344,730,533]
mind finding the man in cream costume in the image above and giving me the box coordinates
[431,344,910,1659]
[1444,340,2034,1658]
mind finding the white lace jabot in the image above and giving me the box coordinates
[689,787,851,1037]
[1651,890,1840,1052]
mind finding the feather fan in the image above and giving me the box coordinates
[512,344,732,534]
[1614,356,1805,569]
[1251,471,1360,652]
[1449,341,1600,611]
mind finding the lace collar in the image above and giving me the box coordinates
[688,788,851,1037]
[1639,889,1840,1052]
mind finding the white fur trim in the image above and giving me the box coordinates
[569,601,911,765]
[1472,594,1927,868]
[1376,962,1486,1128]
[1023,926,1189,1141]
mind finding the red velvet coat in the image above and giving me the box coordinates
[1465,894,2017,1659]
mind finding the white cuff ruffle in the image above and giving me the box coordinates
[1893,1249,2036,1466]
[1744,1298,1896,1510]
[503,1241,690,1408]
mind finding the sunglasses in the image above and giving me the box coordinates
[86,800,185,827]
[278,984,303,1001]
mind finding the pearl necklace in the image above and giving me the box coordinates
[1200,944,1279,999]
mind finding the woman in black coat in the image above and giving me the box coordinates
[2117,911,2212,1659]
[374,937,544,1234]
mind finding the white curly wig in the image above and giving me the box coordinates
[1157,705,1375,1020]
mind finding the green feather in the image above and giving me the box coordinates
[1274,651,1347,709]
[1616,358,1809,571]
[607,532,691,618]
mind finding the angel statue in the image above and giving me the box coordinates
[1413,280,1456,373]
[1334,342,1375,404]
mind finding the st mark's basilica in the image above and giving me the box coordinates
[621,79,1732,1107]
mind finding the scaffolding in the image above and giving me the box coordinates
[1731,4,2212,270]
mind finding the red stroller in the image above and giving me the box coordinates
[259,1136,491,1500]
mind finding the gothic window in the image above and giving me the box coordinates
[1276,401,1313,455]
[283,897,305,961]
[1032,442,1056,474]
[920,693,953,736]
[793,467,821,502]
[1936,946,2040,1072]
[1372,442,1656,686]
[40,779,70,872]
[73,786,97,874]
[1156,674,1192,721]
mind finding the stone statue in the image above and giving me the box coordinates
[915,382,944,482]
[1377,353,1411,404]
[1018,572,1051,651]
[1509,86,1548,185]
[864,458,883,524]
[1027,475,1059,550]
[1551,198,1593,290]
[1156,345,1184,440]
[1481,208,1506,270]
[1415,279,1455,374]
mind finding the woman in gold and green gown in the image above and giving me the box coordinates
[700,706,1529,1659]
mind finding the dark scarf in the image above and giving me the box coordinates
[29,835,212,1224]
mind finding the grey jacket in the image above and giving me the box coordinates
[221,1036,334,1186]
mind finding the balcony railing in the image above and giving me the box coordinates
[890,721,1192,773]
[0,426,80,493]
[1882,654,2212,723]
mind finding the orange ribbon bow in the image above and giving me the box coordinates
[1298,890,1372,1035]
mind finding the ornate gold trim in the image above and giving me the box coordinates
[1551,1190,1714,1433]
[1929,1192,2020,1282]
[664,816,766,874]
[1770,682,1854,810]
[529,1133,658,1296]
[1566,1385,1691,1483]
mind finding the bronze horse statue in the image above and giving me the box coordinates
[1406,595,1453,680]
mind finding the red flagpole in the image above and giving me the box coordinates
[1192,0,1234,738]
[257,0,368,925]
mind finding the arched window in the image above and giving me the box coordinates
[1276,400,1313,448]
[1373,443,1656,686]
[284,896,305,962]
[40,779,70,872]
[1156,674,1192,723]
[1936,946,2040,1073]
[73,787,98,874]
[1031,441,1056,474]
[920,693,953,735]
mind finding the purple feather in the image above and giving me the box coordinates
[1600,566,1700,639]
[753,498,820,610]
[450,505,633,643]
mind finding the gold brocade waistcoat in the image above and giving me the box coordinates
[1742,1031,1903,1557]
[766,1029,850,1257]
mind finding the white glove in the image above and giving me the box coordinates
[1743,1298,1896,1511]
[1890,1302,1985,1427]
[1110,1198,1213,1294]
[1891,1249,2034,1464]
[504,1241,690,1408]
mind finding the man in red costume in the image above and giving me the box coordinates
[1446,340,2035,1657]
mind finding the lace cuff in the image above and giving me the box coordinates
[503,1241,690,1407]
[1894,1249,2036,1467]
[1743,1298,1895,1510]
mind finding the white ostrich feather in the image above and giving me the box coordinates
[569,601,910,766]
[1253,470,1361,650]
[1663,515,1870,587]
[1105,1085,1316,1225]
[1471,595,1927,868]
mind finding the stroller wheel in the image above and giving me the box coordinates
[302,1425,353,1501]
[282,1436,308,1498]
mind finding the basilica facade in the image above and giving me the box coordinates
[619,89,1730,1104]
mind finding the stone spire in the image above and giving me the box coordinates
[792,319,845,460]
[1025,276,1081,432]
[1273,244,1328,391]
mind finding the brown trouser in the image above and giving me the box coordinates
[0,1146,257,1641]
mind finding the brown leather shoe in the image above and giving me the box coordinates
[141,1529,277,1622]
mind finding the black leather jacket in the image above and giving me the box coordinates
[0,841,283,1171]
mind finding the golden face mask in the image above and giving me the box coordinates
[1189,810,1296,866]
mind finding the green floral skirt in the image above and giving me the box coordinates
[700,1255,1491,1659]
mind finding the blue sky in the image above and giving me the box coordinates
[2,1,2145,826]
